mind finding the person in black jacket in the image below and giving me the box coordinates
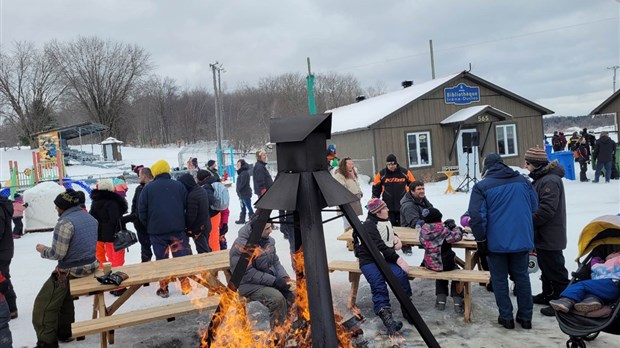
[524,147,570,316]
[178,173,211,254]
[0,194,16,320]
[90,179,128,296]
[122,167,154,262]
[592,131,617,183]
[0,270,13,345]
[399,181,433,229]
[354,198,411,336]
[235,159,254,224]
[197,170,223,252]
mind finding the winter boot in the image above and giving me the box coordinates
[235,213,246,225]
[435,293,447,311]
[378,307,402,336]
[453,296,465,314]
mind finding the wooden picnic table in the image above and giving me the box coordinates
[337,226,480,270]
[70,250,231,347]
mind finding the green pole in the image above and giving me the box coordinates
[306,57,317,115]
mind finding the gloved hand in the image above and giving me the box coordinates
[96,271,129,286]
[444,219,457,230]
[396,257,409,273]
[476,240,489,256]
[393,236,402,250]
[274,277,290,293]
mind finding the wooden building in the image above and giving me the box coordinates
[327,70,554,181]
[589,89,620,132]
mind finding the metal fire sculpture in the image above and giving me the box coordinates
[204,113,439,347]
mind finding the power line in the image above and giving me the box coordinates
[321,16,619,73]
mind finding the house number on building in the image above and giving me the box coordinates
[477,114,490,122]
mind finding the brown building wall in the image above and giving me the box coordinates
[595,96,620,131]
[333,76,548,179]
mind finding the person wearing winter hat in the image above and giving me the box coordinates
[90,179,129,296]
[419,207,465,313]
[354,198,411,336]
[372,154,415,255]
[11,193,25,238]
[34,189,98,346]
[468,152,538,329]
[524,147,570,316]
[206,160,220,181]
[138,159,190,298]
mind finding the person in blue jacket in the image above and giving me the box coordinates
[139,159,191,298]
[467,153,538,330]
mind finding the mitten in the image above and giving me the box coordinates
[274,278,290,293]
[444,219,456,230]
[476,240,489,256]
[396,257,409,273]
[393,236,403,250]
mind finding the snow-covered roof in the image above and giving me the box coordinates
[100,137,123,145]
[327,73,460,134]
[440,105,512,125]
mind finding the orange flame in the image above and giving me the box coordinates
[200,248,356,347]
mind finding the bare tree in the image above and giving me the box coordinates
[46,36,151,137]
[0,41,67,146]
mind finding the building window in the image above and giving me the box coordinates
[495,124,517,156]
[406,131,431,167]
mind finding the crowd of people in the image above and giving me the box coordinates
[0,136,618,345]
[552,128,617,182]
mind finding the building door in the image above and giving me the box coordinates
[456,129,481,181]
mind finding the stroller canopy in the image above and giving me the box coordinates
[576,215,620,262]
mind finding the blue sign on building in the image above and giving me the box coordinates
[444,83,480,105]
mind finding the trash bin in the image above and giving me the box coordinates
[545,144,553,156]
[549,150,575,180]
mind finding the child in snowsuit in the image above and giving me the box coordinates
[354,198,411,336]
[419,207,465,313]
[550,251,620,314]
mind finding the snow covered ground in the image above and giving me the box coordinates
[4,140,620,348]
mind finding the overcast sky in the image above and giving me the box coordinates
[1,0,618,116]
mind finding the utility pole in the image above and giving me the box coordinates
[429,39,436,79]
[608,65,619,92]
[217,65,226,166]
[210,62,222,154]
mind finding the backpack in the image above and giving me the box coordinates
[210,182,230,211]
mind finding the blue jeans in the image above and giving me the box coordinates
[361,262,412,315]
[594,161,612,182]
[150,231,192,260]
[561,278,620,304]
[487,252,533,321]
[240,198,254,217]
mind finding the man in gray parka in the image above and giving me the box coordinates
[229,219,294,329]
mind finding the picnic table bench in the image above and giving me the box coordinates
[70,250,231,348]
[334,226,490,322]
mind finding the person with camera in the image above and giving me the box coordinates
[468,153,538,330]
[33,190,99,347]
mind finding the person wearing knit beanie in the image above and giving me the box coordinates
[524,147,549,168]
[207,160,216,169]
[367,198,387,215]
[386,154,397,164]
[151,160,171,177]
[53,190,81,211]
[421,207,443,224]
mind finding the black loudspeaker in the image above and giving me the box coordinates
[462,132,480,149]
[462,133,472,148]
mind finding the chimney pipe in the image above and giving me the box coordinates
[355,95,366,102]
[402,80,413,88]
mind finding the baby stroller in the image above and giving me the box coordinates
[555,215,620,348]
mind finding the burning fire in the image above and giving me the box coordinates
[199,248,358,347]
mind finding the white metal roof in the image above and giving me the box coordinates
[327,73,460,134]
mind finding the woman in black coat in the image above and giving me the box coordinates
[90,179,128,269]
[235,159,254,224]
